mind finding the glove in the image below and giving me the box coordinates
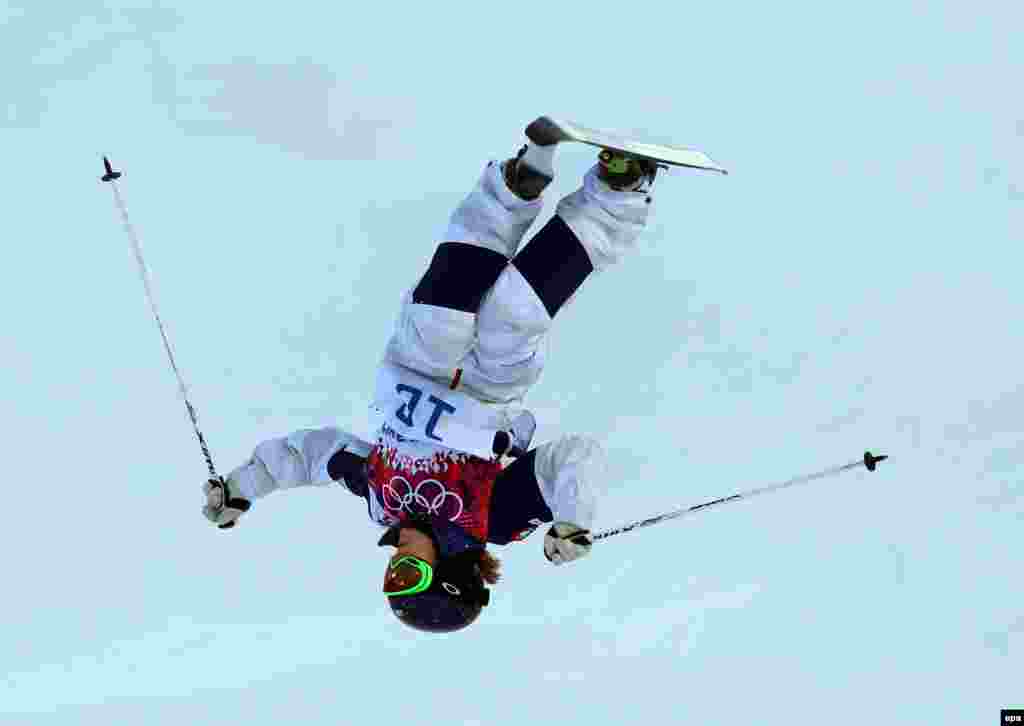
[543,521,593,566]
[202,477,251,529]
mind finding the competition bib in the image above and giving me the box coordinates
[370,361,504,458]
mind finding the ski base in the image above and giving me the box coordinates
[528,116,728,175]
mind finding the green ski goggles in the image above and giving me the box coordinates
[384,555,434,598]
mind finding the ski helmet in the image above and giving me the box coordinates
[378,519,491,634]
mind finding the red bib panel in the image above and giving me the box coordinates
[366,439,503,543]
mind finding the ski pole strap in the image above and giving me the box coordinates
[593,451,886,541]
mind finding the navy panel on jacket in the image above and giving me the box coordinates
[486,449,554,545]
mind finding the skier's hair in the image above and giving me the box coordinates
[477,549,501,585]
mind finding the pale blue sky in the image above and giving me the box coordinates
[3,1,1021,723]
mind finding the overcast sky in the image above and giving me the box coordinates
[3,1,1021,724]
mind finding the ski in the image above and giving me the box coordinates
[528,116,728,175]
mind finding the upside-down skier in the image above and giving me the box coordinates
[203,118,674,633]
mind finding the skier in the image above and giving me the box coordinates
[203,119,661,633]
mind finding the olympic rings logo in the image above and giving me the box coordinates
[382,476,465,522]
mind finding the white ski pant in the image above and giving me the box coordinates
[376,159,655,529]
[384,159,653,404]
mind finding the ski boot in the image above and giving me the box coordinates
[596,149,658,192]
[503,117,561,201]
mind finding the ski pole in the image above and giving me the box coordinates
[101,157,220,481]
[593,451,887,541]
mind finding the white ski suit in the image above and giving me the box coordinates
[226,159,653,544]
